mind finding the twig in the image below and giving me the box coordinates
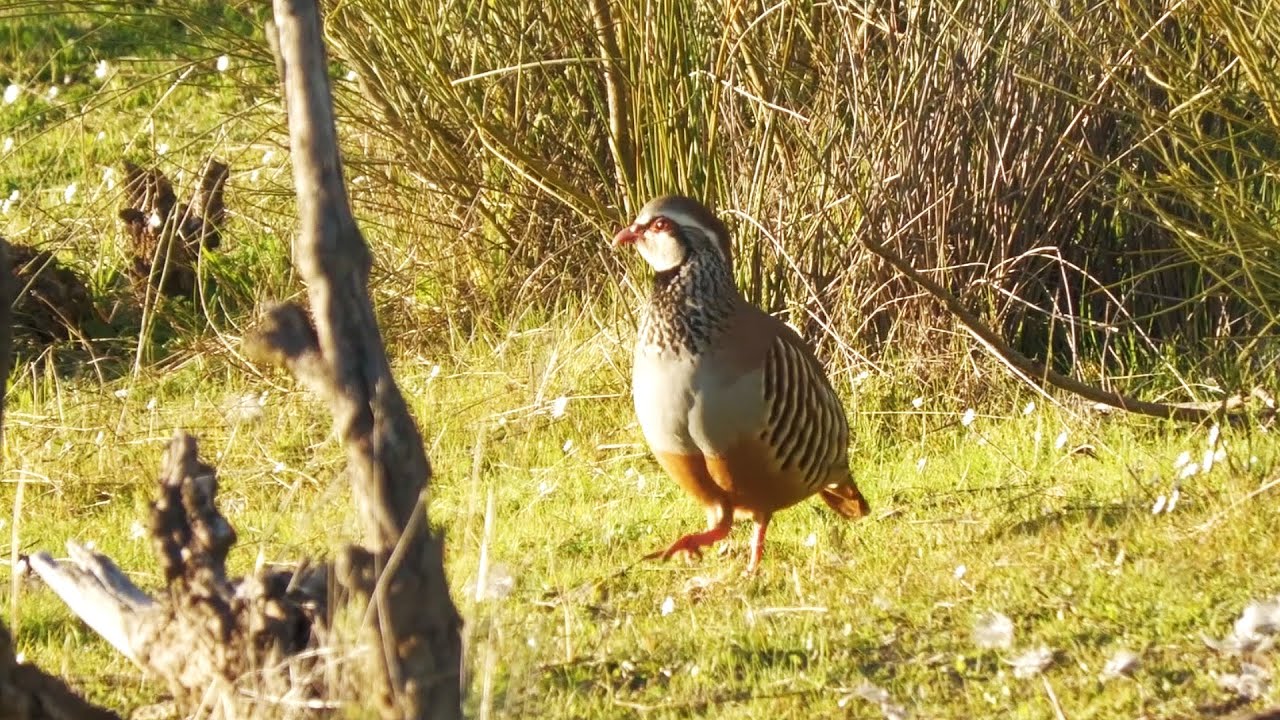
[859,235,1255,423]
[690,70,811,123]
[1196,476,1280,535]
[1042,676,1068,720]
[588,0,635,200]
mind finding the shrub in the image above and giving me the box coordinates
[325,0,1279,374]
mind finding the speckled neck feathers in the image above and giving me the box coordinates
[637,251,739,356]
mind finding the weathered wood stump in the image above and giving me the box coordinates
[29,433,329,712]
[119,158,228,299]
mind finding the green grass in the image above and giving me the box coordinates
[2,3,1280,719]
[4,321,1279,717]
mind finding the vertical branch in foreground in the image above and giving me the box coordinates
[261,0,463,716]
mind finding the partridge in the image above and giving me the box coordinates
[613,195,869,572]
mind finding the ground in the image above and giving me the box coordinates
[1,4,1278,719]
[4,327,1279,717]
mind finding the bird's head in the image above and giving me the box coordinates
[612,195,732,273]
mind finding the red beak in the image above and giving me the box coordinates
[612,224,643,248]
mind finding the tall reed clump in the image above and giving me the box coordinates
[326,0,1279,378]
[1104,0,1280,367]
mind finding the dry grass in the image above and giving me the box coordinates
[327,0,1280,382]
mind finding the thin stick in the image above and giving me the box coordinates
[859,235,1252,423]
[8,475,23,638]
[475,487,496,602]
[1042,676,1068,720]
[1196,475,1280,534]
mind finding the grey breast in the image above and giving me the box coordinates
[632,343,698,455]
[633,340,764,457]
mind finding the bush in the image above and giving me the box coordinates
[323,0,1278,374]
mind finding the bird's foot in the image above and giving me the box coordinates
[645,526,731,564]
[742,518,769,575]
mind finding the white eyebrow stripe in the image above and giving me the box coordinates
[676,215,722,249]
[631,206,725,261]
[660,209,701,228]
[646,209,711,237]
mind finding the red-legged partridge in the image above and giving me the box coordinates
[613,195,869,572]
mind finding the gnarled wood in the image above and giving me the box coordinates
[29,433,329,715]
[255,0,463,716]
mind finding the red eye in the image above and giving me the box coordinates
[651,217,672,232]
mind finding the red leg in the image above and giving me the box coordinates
[646,504,733,563]
[745,513,772,573]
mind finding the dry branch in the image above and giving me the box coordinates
[28,433,328,714]
[859,236,1266,423]
[252,0,463,716]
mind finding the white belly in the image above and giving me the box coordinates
[632,343,762,456]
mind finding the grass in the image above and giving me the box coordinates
[4,322,1279,717]
[325,0,1280,367]
[1,2,1279,719]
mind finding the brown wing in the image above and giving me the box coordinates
[758,321,851,493]
[714,307,851,487]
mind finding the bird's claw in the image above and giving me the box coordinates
[645,535,712,564]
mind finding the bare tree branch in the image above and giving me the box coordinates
[859,235,1264,423]
[268,0,429,544]
[253,0,464,716]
